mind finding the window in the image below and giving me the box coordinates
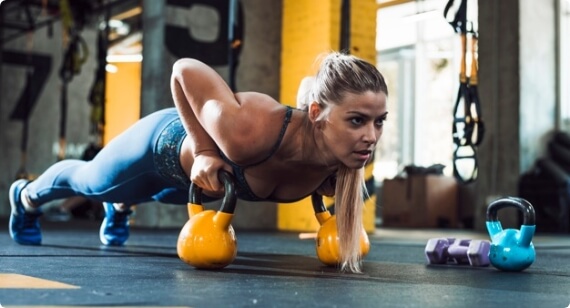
[374,0,472,180]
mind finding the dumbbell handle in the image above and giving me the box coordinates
[449,239,491,267]
[447,242,470,264]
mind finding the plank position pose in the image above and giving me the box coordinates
[9,52,388,273]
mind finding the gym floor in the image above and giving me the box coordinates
[1,218,569,307]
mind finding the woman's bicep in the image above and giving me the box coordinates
[171,58,237,111]
[170,58,239,155]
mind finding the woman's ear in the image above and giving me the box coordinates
[308,101,321,122]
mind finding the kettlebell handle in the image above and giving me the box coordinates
[189,170,237,214]
[312,193,328,214]
[486,197,535,226]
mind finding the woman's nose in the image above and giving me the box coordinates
[363,124,378,144]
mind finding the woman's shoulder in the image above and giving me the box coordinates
[234,91,280,106]
[230,92,290,120]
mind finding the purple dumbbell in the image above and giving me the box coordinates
[425,238,490,267]
[424,238,455,264]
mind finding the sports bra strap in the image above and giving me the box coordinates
[219,106,293,168]
[246,106,293,167]
[218,106,294,201]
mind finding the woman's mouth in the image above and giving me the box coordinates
[354,150,372,161]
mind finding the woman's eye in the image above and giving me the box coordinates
[375,118,385,127]
[350,117,364,125]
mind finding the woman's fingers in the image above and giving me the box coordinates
[190,156,233,194]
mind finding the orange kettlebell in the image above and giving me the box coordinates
[177,170,238,269]
[312,194,370,266]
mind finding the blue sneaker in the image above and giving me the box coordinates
[9,179,42,245]
[99,203,132,246]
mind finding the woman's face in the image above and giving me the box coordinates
[321,91,388,169]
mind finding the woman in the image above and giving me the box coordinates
[9,52,388,273]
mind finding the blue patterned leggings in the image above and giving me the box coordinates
[26,108,194,206]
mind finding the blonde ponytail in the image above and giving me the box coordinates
[335,165,366,273]
[308,52,386,273]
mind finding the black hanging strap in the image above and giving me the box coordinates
[88,7,109,143]
[340,0,351,53]
[57,0,89,160]
[446,0,483,184]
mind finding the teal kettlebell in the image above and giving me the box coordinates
[486,197,536,272]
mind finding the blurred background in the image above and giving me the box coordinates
[1,0,569,235]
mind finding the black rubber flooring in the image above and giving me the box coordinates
[1,219,569,307]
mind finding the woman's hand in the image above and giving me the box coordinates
[190,151,232,196]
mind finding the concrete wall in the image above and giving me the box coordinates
[519,0,557,170]
[475,0,558,229]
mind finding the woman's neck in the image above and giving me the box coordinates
[292,112,339,173]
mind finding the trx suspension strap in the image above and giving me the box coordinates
[87,4,110,152]
[467,32,484,146]
[444,0,483,183]
[16,32,35,180]
[340,0,350,53]
[58,0,89,160]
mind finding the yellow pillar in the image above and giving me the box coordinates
[104,60,142,144]
[278,0,378,232]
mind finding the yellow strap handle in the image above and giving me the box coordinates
[459,33,467,83]
[469,34,478,86]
